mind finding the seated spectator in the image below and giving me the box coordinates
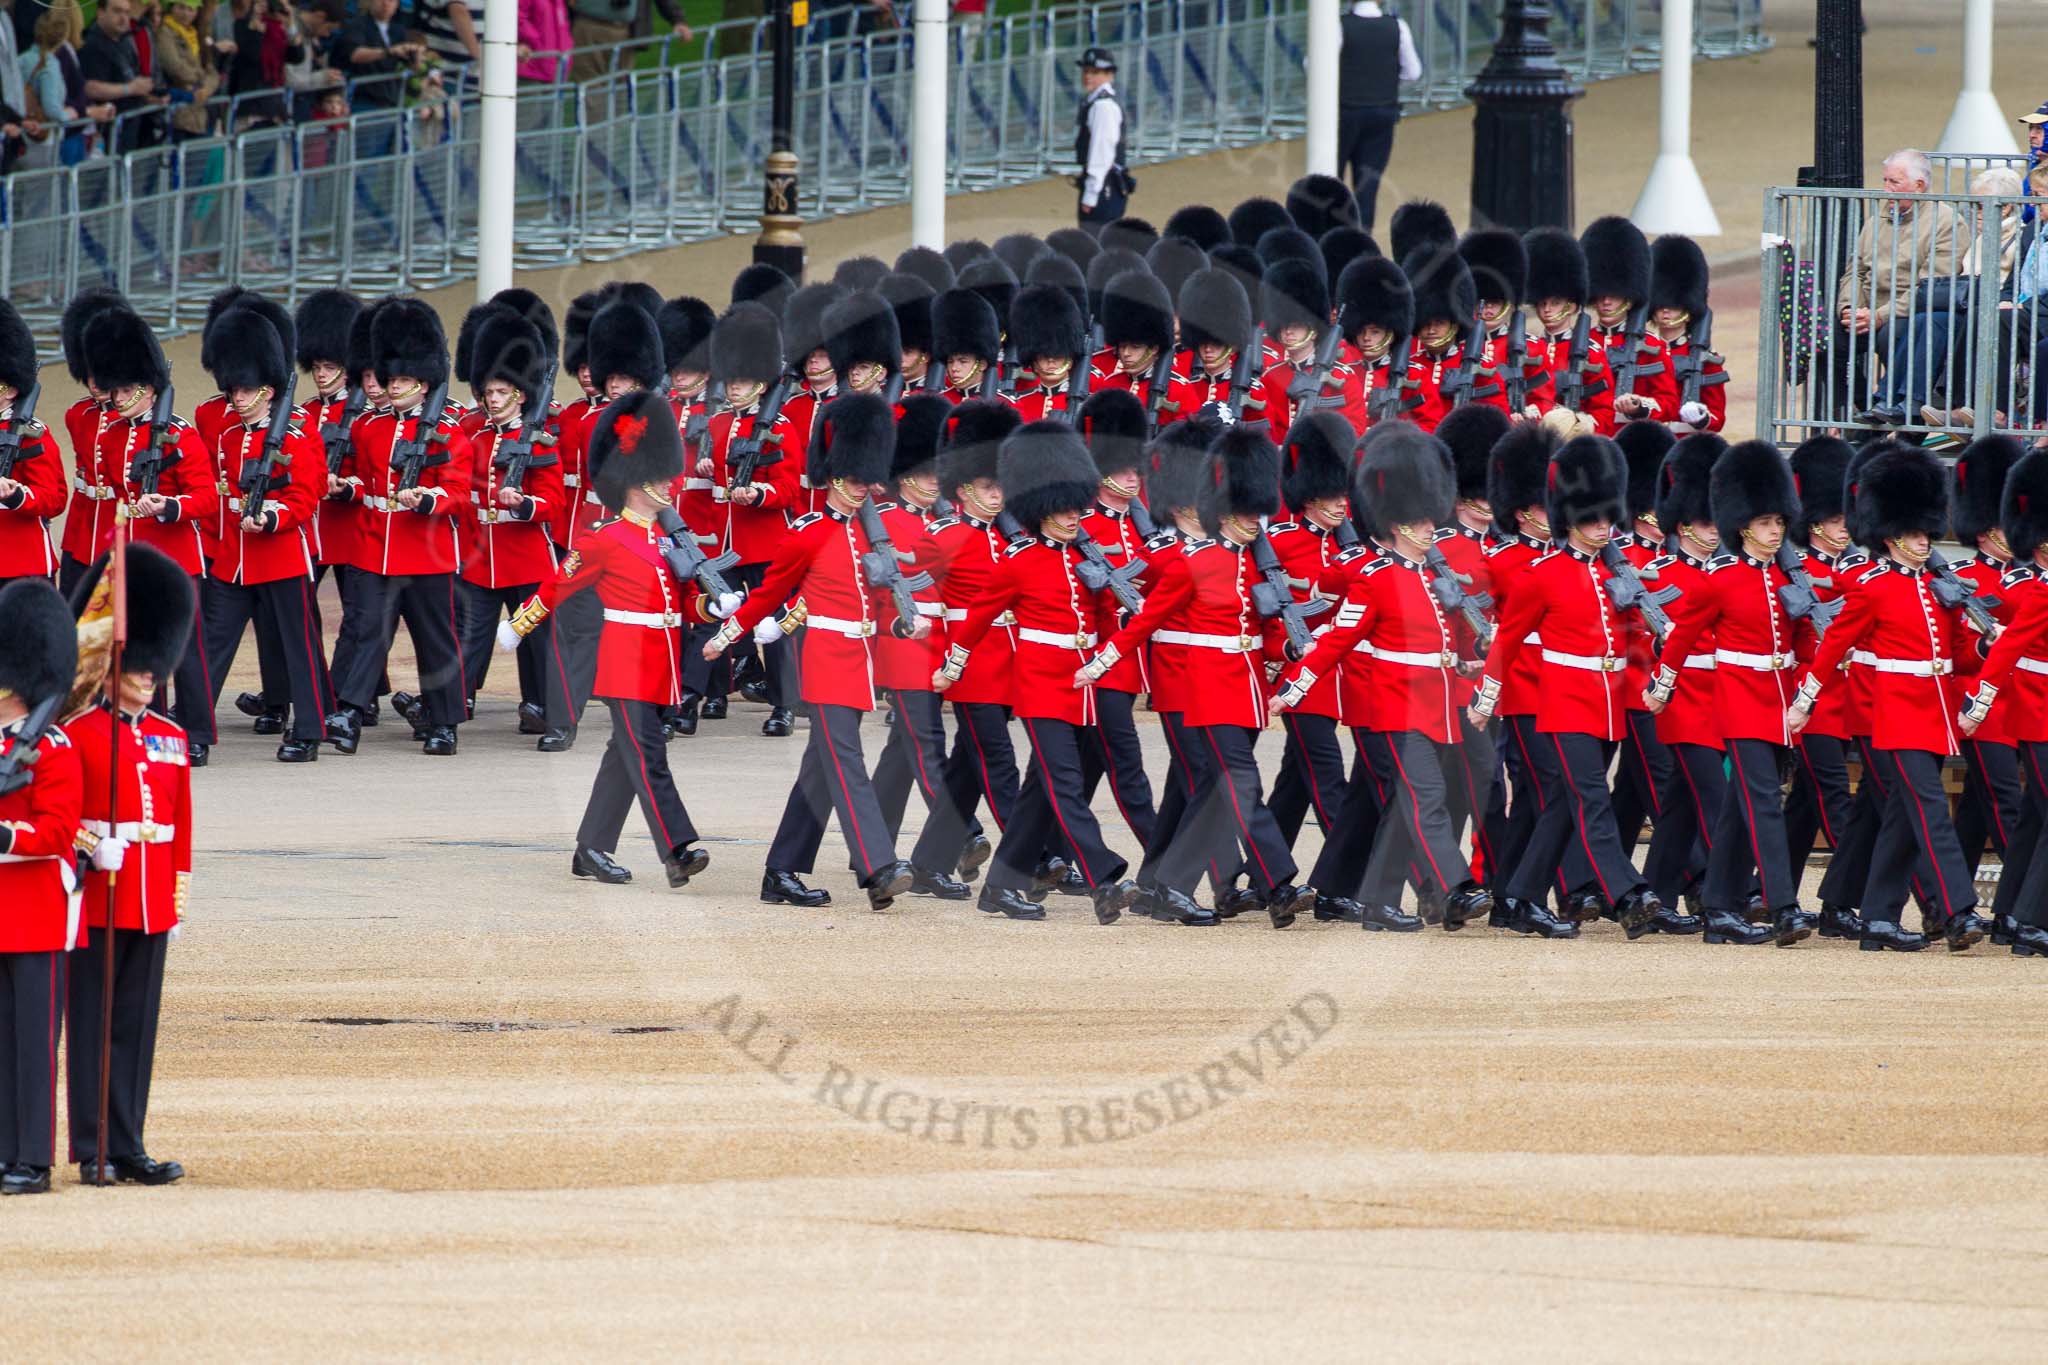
[154,0,221,139]
[338,0,426,111]
[1832,148,1961,423]
[19,6,113,165]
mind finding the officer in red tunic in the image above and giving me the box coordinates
[502,391,729,889]
[0,581,82,1195]
[1459,229,1551,418]
[1945,435,2025,882]
[1158,269,1268,429]
[294,289,365,599]
[706,394,921,912]
[53,291,124,601]
[1002,285,1090,423]
[0,302,64,589]
[1470,435,1684,940]
[66,544,192,1186]
[1580,216,1677,425]
[320,299,396,742]
[197,310,338,763]
[823,289,900,412]
[1259,259,1368,440]
[1429,404,1509,882]
[931,288,1002,405]
[1791,443,1988,952]
[1398,251,1492,434]
[1523,228,1616,435]
[941,423,1139,924]
[1090,269,1175,417]
[658,295,722,736]
[1649,236,1726,435]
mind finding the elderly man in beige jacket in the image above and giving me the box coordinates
[1836,149,1964,423]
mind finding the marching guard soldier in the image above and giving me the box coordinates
[779,282,844,517]
[704,394,920,912]
[1610,419,1679,859]
[0,580,83,1195]
[66,544,194,1186]
[1335,256,1415,432]
[932,287,1002,404]
[1091,269,1175,411]
[823,289,901,408]
[1581,216,1676,425]
[1460,229,1550,417]
[660,294,723,734]
[198,308,339,763]
[295,289,366,599]
[943,422,1140,924]
[0,300,64,588]
[1002,284,1090,422]
[1946,435,2025,880]
[879,272,939,392]
[1160,269,1268,428]
[1649,235,1726,434]
[1427,404,1507,878]
[55,289,125,599]
[500,391,730,888]
[1259,257,1367,439]
[536,290,608,751]
[322,298,394,743]
[1397,248,1489,433]
[1523,228,1615,434]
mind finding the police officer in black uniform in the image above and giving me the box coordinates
[1336,1,1420,231]
[1075,47,1131,229]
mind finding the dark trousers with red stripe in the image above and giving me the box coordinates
[1785,733,1854,881]
[1444,714,1497,874]
[331,571,466,726]
[1507,731,1644,906]
[990,717,1128,893]
[201,574,337,744]
[1998,741,2048,927]
[1817,736,1937,912]
[914,700,1018,874]
[459,579,546,709]
[1156,724,1296,897]
[241,572,291,712]
[324,564,390,714]
[1955,737,2025,879]
[578,697,699,859]
[167,570,217,743]
[1358,729,1468,906]
[0,951,63,1170]
[1268,711,1347,849]
[1612,708,1675,858]
[1491,714,1598,901]
[875,689,982,854]
[66,927,166,1164]
[1078,688,1157,846]
[1644,740,1724,909]
[1862,747,1978,924]
[1705,737,1800,914]
[1309,733,1385,902]
[543,584,603,732]
[1141,711,1242,895]
[768,702,897,880]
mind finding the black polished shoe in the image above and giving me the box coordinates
[537,726,575,752]
[864,859,915,911]
[699,694,729,721]
[95,1155,184,1185]
[1942,910,1988,952]
[1744,893,1770,924]
[1314,894,1366,924]
[1564,889,1608,925]
[2011,924,2048,958]
[275,737,318,763]
[1817,903,1864,939]
[977,883,1047,920]
[360,698,381,727]
[1361,900,1424,933]
[761,707,795,737]
[390,691,424,727]
[1215,886,1262,920]
[234,690,267,719]
[1992,913,2021,947]
[1507,898,1579,939]
[1,1166,49,1195]
[1055,863,1091,898]
[517,701,549,735]
[1627,906,1704,940]
[1030,855,1069,896]
[186,743,209,767]
[739,678,773,706]
[1487,895,1516,929]
[1859,920,1929,953]
[956,833,993,883]
[910,867,972,900]
[1265,884,1314,929]
[667,696,700,739]
[252,707,287,736]
[1615,889,1665,934]
[1442,883,1494,931]
[1416,890,1445,926]
[1091,879,1137,925]
[761,869,831,907]
[323,709,361,755]
[665,845,710,888]
[1154,886,1219,926]
[1702,909,1772,945]
[1770,907,1816,947]
[420,725,458,756]
[571,846,632,884]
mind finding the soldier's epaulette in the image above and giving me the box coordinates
[10,417,47,437]
[788,511,823,532]
[2005,564,2038,586]
[1704,552,1740,573]
[1267,520,1300,535]
[1355,555,1394,577]
[928,515,961,533]
[1645,554,1678,573]
[1333,544,1379,565]
[1142,530,1179,552]
[1003,539,1038,558]
[1530,548,1563,566]
[42,724,70,748]
[1483,539,1519,559]
[1836,549,1870,570]
[1179,537,1215,554]
[1431,526,1458,542]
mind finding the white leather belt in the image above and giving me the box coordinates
[474,507,526,524]
[561,472,581,487]
[1681,653,1717,670]
[1715,648,1794,671]
[226,497,269,515]
[81,819,176,844]
[1849,649,1877,666]
[1542,648,1624,672]
[1156,629,1258,653]
[362,495,394,512]
[1866,656,1953,676]
[1017,628,1096,649]
[807,613,877,638]
[603,608,680,629]
[944,608,1016,625]
[1368,645,1457,668]
[914,602,945,618]
[681,478,715,491]
[73,479,117,501]
[2016,657,2048,676]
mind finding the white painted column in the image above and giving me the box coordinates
[911,0,949,247]
[476,0,519,297]
[1630,0,1721,235]
[1937,0,2018,157]
[1305,0,1341,175]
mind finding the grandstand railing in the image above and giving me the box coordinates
[3,0,1769,337]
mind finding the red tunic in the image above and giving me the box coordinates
[1482,532,1549,718]
[1158,352,1268,430]
[0,723,84,953]
[521,510,712,705]
[190,391,235,560]
[727,506,900,711]
[1971,566,2048,742]
[1792,548,1868,741]
[950,536,1103,725]
[1003,381,1082,424]
[1658,552,1801,746]
[0,420,66,579]
[1288,550,1462,742]
[1644,550,1722,751]
[1402,341,1494,433]
[69,704,191,935]
[207,418,324,586]
[1664,335,1728,432]
[300,391,358,567]
[1798,560,1968,756]
[703,405,805,566]
[871,502,949,692]
[553,395,599,548]
[776,386,835,518]
[1948,552,2017,747]
[1265,520,1346,720]
[1260,353,1368,442]
[928,513,1015,706]
[1079,504,1156,695]
[1528,330,1617,434]
[349,406,476,577]
[88,414,216,575]
[460,418,567,590]
[1479,545,1631,741]
[1592,325,1678,422]
[1101,537,1277,730]
[1087,349,1171,411]
[673,389,718,538]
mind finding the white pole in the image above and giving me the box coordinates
[476,0,519,299]
[911,0,948,247]
[1305,0,1340,176]
[1629,0,1721,235]
[1937,0,2018,157]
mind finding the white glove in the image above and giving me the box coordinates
[496,620,522,652]
[1679,401,1710,429]
[753,617,784,644]
[92,835,129,872]
[712,591,743,619]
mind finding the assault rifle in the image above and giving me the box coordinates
[234,373,297,528]
[0,690,63,797]
[1928,548,2003,637]
[683,378,724,458]
[1142,348,1175,436]
[654,505,740,602]
[389,382,452,505]
[128,386,182,518]
[725,377,791,497]
[1609,303,1659,399]
[1073,525,1145,614]
[1774,544,1843,637]
[1222,325,1265,422]
[1284,328,1345,414]
[1671,308,1728,411]
[856,497,936,637]
[1550,312,1609,416]
[1439,323,1497,409]
[1250,528,1329,660]
[320,384,367,477]
[1051,352,1092,426]
[0,382,42,480]
[1365,337,1415,425]
[1423,541,1496,652]
[1600,542,1681,640]
[1500,310,1532,412]
[490,386,560,496]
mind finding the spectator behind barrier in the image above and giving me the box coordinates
[226,0,301,129]
[286,0,346,120]
[338,0,426,109]
[80,0,169,151]
[20,5,113,165]
[154,0,223,139]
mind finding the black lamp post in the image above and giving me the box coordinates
[1465,0,1583,232]
[1803,0,1864,189]
[754,0,806,280]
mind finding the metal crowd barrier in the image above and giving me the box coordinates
[2,0,1769,339]
[1757,182,2048,449]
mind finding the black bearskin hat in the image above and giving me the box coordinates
[1101,270,1174,352]
[709,303,784,385]
[1260,258,1330,335]
[812,391,895,487]
[1209,242,1265,297]
[1336,256,1413,343]
[732,261,795,313]
[1079,387,1147,479]
[587,388,685,513]
[62,287,126,386]
[1281,410,1355,513]
[1145,237,1209,314]
[1459,229,1526,308]
[348,297,389,386]
[1228,196,1293,248]
[1788,434,1853,539]
[1655,433,1724,535]
[1842,438,1896,547]
[822,291,902,379]
[879,272,936,358]
[1435,403,1511,503]
[1320,226,1377,293]
[0,579,76,707]
[72,543,194,679]
[229,295,296,377]
[1162,204,1231,253]
[1615,419,1675,522]
[586,301,664,391]
[892,245,957,295]
[0,301,38,399]
[209,306,291,396]
[83,308,170,394]
[1524,227,1589,307]
[1389,200,1458,268]
[564,288,601,375]
[1045,227,1102,277]
[932,288,1001,366]
[474,312,551,402]
[607,281,665,322]
[199,286,253,374]
[1356,421,1454,542]
[993,232,1051,282]
[892,392,951,484]
[1177,268,1254,352]
[294,289,361,372]
[489,287,557,370]
[1711,439,1801,551]
[1000,420,1100,526]
[455,302,507,390]
[782,282,845,366]
[371,298,449,390]
[936,397,1019,493]
[1255,226,1323,276]
[1403,248,1477,331]
[1145,413,1221,522]
[1285,173,1360,241]
[658,296,718,377]
[1581,215,1652,305]
[1085,246,1148,322]
[943,238,994,272]
[1488,422,1558,535]
[1009,283,1086,364]
[1099,217,1158,256]
[1952,433,2022,544]
[956,256,1018,336]
[833,255,890,292]
[1650,234,1710,320]
[1200,425,1282,532]
[1026,253,1089,327]
[2001,448,2048,562]
[1853,441,1950,551]
[1548,434,1628,533]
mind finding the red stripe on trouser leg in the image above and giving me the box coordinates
[1551,734,1615,904]
[617,704,674,852]
[1386,734,1449,894]
[1730,743,1770,909]
[1889,750,1957,917]
[960,705,1007,832]
[1024,718,1093,884]
[1204,728,1275,889]
[818,708,877,878]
